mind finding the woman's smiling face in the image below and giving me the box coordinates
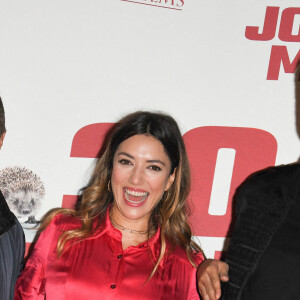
[110,134,175,225]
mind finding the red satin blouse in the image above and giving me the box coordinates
[15,211,203,300]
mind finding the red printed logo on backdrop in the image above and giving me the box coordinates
[184,127,277,237]
[120,0,184,11]
[64,124,277,239]
[62,123,115,208]
[245,6,300,80]
[70,123,115,158]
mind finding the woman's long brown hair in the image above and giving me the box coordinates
[42,111,204,279]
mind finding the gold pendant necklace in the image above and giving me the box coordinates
[110,218,149,235]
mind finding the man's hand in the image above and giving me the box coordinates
[197,259,229,300]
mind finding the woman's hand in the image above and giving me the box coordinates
[197,259,229,300]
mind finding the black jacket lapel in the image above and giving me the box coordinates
[0,190,16,236]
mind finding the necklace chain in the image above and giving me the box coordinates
[110,218,149,235]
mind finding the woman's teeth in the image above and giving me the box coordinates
[124,189,148,203]
[125,189,147,197]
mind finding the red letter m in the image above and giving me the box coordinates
[267,46,300,80]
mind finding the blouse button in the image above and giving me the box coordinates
[117,254,122,259]
[111,284,116,289]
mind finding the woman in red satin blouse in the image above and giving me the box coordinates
[15,111,204,300]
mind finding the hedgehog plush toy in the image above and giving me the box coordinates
[0,166,45,224]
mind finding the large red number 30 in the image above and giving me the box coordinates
[63,124,277,239]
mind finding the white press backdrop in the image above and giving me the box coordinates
[0,0,299,258]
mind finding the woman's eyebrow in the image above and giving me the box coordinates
[117,152,134,159]
[146,160,165,166]
[117,153,166,166]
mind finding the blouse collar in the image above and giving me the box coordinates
[90,208,163,266]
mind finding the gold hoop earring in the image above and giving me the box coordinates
[164,190,170,201]
[108,180,111,192]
